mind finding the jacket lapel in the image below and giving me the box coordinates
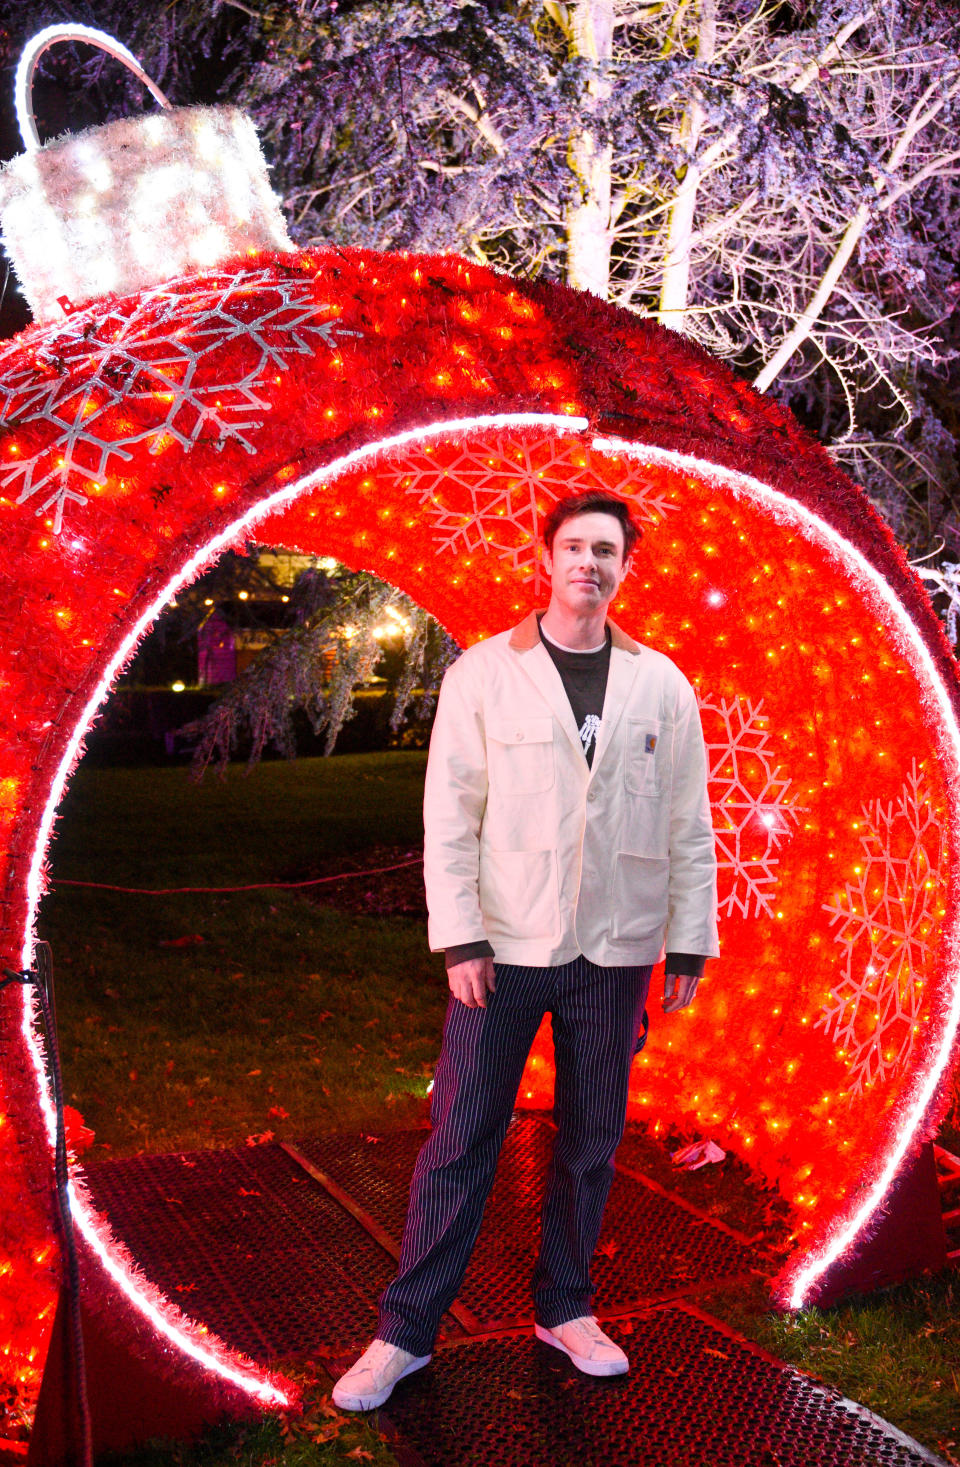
[507,610,642,771]
[509,611,585,761]
[518,643,587,762]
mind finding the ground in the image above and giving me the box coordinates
[24,752,960,1464]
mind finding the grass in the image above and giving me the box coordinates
[712,1274,960,1461]
[35,753,960,1465]
[99,1374,401,1467]
[47,886,443,1158]
[97,1368,403,1467]
[43,753,444,1160]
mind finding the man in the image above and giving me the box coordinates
[334,489,719,1410]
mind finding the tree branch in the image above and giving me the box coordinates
[753,61,959,393]
[886,74,960,171]
[879,149,960,211]
[565,0,616,296]
[437,87,507,156]
[788,12,874,94]
[656,7,872,333]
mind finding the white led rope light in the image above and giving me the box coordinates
[592,434,960,1310]
[67,1177,288,1404]
[16,410,587,1403]
[15,25,170,152]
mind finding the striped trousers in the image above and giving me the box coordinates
[377,956,653,1355]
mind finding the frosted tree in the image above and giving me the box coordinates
[178,565,459,771]
[537,2,960,556]
[35,0,951,562]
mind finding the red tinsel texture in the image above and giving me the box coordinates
[0,248,957,1422]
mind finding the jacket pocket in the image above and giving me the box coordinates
[487,716,555,794]
[479,848,560,941]
[625,718,667,796]
[610,852,670,944]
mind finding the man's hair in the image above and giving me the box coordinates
[542,491,642,559]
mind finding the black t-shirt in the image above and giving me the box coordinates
[538,622,611,768]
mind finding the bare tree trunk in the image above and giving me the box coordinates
[657,0,716,333]
[565,0,616,297]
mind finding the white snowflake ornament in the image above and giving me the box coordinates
[818,761,946,1095]
[699,691,799,919]
[379,430,678,591]
[0,268,361,532]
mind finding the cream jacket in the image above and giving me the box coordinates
[423,612,719,967]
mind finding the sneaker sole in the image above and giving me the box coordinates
[534,1323,629,1377]
[332,1351,432,1411]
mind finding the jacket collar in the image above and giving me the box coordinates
[506,610,643,778]
[507,610,641,655]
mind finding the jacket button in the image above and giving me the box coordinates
[515,731,525,740]
[587,790,597,802]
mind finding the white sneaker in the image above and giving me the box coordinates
[534,1315,629,1377]
[332,1338,432,1411]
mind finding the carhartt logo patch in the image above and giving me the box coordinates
[644,733,658,754]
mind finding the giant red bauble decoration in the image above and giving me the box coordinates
[0,247,958,1429]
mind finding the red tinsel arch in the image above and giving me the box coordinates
[1,247,957,1432]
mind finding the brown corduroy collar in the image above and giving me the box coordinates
[507,610,640,655]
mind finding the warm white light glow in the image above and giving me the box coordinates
[76,141,113,194]
[68,1180,289,1405]
[4,37,292,324]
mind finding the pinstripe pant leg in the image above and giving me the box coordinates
[377,961,554,1354]
[533,957,653,1329]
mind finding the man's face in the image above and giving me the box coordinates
[542,512,631,616]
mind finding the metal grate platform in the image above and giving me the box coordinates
[370,1308,945,1467]
[82,1140,409,1360]
[82,1119,946,1466]
[294,1113,758,1329]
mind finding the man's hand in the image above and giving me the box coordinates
[662,972,699,1013]
[448,956,496,1009]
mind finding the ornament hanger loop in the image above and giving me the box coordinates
[15,23,170,153]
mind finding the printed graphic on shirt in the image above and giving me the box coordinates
[579,713,601,758]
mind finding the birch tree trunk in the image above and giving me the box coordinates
[565,0,616,297]
[656,0,716,333]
